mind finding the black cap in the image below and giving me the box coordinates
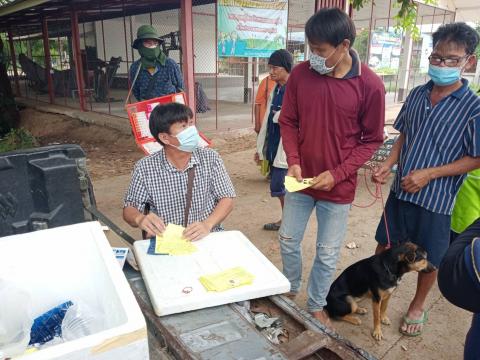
[268,49,293,73]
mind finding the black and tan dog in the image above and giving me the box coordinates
[325,242,435,341]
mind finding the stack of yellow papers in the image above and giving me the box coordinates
[284,176,314,192]
[199,267,255,292]
[154,223,197,255]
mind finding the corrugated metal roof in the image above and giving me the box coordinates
[0,0,50,16]
[0,0,215,36]
[0,0,16,6]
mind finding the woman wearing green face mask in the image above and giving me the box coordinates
[129,25,184,101]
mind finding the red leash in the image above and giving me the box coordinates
[352,168,392,249]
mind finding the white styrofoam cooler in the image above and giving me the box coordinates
[134,230,291,316]
[0,222,148,360]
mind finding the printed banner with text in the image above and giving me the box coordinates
[217,0,288,58]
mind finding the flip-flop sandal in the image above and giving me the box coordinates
[400,311,428,337]
[263,222,281,231]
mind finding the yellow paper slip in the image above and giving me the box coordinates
[259,159,270,177]
[155,223,197,255]
[284,176,314,192]
[199,267,255,292]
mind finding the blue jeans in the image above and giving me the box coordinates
[279,191,350,312]
[270,166,288,197]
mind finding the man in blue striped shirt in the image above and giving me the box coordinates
[372,22,480,338]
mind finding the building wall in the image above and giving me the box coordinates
[192,4,216,74]
[94,17,133,74]
[94,5,216,76]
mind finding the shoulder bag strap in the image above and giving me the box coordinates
[184,165,196,227]
[125,63,142,107]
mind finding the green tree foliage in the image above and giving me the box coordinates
[351,0,437,38]
[354,29,369,63]
[12,37,69,69]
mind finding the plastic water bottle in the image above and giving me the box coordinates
[61,303,97,341]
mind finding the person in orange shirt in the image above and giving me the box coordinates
[254,74,276,133]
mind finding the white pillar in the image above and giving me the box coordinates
[396,31,413,102]
[473,59,480,87]
[305,37,310,60]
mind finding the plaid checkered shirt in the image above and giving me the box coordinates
[124,147,236,231]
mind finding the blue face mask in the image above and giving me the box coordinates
[173,125,200,152]
[428,64,462,86]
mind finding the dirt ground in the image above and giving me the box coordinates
[19,109,470,360]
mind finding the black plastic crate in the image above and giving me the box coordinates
[0,144,95,236]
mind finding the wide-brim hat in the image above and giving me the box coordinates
[132,24,163,49]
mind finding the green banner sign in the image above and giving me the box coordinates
[217,0,288,58]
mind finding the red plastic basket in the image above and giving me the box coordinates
[126,92,211,155]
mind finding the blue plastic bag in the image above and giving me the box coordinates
[29,301,73,345]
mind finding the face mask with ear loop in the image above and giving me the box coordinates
[428,57,470,86]
[309,46,346,75]
[168,126,201,153]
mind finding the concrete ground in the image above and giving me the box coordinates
[17,78,400,133]
[94,149,469,360]
[19,91,255,132]
[19,93,401,140]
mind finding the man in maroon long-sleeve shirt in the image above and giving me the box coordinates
[278,8,385,326]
